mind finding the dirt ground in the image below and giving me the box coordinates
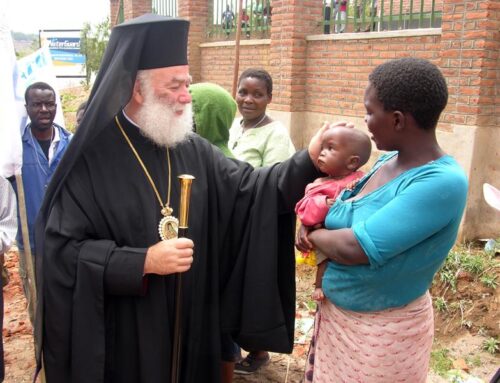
[3,249,498,383]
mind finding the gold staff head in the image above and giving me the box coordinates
[178,175,195,228]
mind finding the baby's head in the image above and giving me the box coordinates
[317,126,371,177]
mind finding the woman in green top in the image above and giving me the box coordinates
[229,68,296,375]
[229,68,295,169]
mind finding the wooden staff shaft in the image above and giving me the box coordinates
[232,0,244,98]
[15,174,37,314]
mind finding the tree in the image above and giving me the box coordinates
[81,18,110,86]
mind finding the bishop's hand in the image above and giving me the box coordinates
[144,237,194,275]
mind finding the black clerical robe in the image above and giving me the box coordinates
[41,113,320,383]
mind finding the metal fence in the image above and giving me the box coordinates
[117,0,440,38]
[152,0,178,17]
[322,0,442,34]
[208,0,272,40]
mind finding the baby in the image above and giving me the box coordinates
[295,126,371,300]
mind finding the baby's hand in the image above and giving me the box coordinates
[346,178,362,191]
[312,287,325,302]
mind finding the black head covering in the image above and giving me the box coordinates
[41,14,189,214]
[34,15,190,364]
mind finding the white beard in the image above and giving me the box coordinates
[135,91,193,148]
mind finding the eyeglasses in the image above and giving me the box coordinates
[28,102,57,110]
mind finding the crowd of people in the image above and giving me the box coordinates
[0,12,478,383]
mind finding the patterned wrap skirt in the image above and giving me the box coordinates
[304,292,434,383]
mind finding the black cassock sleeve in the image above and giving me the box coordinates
[218,149,320,353]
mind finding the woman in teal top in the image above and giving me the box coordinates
[297,58,468,383]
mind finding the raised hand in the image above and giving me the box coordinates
[307,121,355,165]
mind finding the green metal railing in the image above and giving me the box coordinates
[152,0,178,17]
[322,0,441,34]
[116,0,177,24]
[117,0,124,24]
[208,0,272,40]
[151,0,178,17]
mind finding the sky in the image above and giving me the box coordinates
[6,0,110,34]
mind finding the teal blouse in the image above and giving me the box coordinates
[323,152,468,312]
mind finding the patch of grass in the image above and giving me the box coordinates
[60,93,78,113]
[434,296,447,312]
[436,244,498,292]
[461,253,487,275]
[482,337,499,354]
[480,274,498,289]
[448,301,460,312]
[430,348,453,376]
[303,299,317,312]
[439,269,457,292]
[465,354,482,368]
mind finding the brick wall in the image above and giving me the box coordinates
[110,0,121,27]
[440,0,499,128]
[305,35,442,117]
[179,0,209,83]
[199,42,271,92]
[268,1,323,112]
[123,0,151,20]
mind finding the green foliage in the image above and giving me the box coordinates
[430,348,453,376]
[60,93,79,114]
[460,252,487,275]
[482,337,499,354]
[81,18,110,86]
[465,354,482,367]
[304,299,317,312]
[439,269,457,292]
[11,31,38,40]
[434,296,447,312]
[11,31,39,58]
[480,274,498,289]
[436,245,498,292]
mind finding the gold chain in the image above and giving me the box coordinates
[115,116,173,216]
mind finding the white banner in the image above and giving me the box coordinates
[0,12,23,178]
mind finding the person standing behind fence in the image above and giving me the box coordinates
[229,68,296,375]
[241,9,251,38]
[11,82,72,325]
[222,4,235,38]
[334,0,347,33]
